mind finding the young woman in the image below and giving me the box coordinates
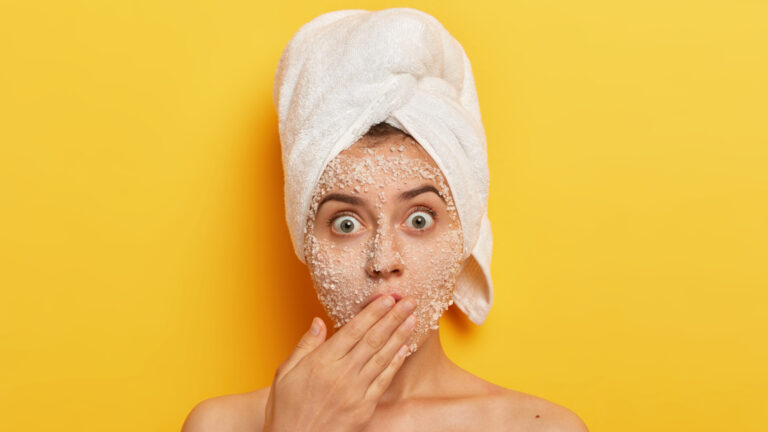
[183,8,587,432]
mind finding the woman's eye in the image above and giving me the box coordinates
[331,215,362,234]
[406,211,434,230]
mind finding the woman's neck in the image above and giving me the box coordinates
[377,328,455,404]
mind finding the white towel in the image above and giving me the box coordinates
[273,7,494,325]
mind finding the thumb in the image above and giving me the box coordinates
[277,317,327,378]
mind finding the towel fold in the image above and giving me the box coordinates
[273,7,494,325]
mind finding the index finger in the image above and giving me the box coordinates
[325,295,396,359]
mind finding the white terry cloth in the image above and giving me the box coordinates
[273,7,494,325]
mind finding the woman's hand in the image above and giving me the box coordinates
[263,295,417,432]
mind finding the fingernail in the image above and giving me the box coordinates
[310,318,320,335]
[403,299,416,311]
[382,295,395,308]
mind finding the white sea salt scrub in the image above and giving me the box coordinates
[303,133,465,356]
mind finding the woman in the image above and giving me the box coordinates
[183,8,587,432]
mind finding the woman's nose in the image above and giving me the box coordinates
[365,227,404,278]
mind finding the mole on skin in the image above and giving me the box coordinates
[303,134,465,356]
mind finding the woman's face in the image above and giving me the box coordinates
[303,133,465,355]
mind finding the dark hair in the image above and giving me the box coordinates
[363,122,413,140]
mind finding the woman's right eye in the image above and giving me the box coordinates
[331,215,362,234]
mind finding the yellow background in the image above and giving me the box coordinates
[2,1,766,430]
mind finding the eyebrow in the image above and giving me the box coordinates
[318,193,365,209]
[398,184,445,203]
[317,184,445,211]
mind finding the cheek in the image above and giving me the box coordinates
[305,234,382,328]
[398,228,464,335]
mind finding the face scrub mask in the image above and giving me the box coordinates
[303,137,465,356]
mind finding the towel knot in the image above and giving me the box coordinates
[417,76,459,100]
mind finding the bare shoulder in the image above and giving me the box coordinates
[488,387,588,432]
[181,386,271,432]
[435,364,587,432]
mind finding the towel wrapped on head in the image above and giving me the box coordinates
[273,7,494,325]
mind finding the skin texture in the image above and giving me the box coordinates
[181,133,589,432]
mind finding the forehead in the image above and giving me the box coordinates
[318,134,445,188]
[342,133,435,164]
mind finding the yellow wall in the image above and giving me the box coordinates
[2,1,766,430]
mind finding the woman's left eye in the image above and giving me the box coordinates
[405,210,434,230]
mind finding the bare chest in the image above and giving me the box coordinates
[360,398,505,432]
